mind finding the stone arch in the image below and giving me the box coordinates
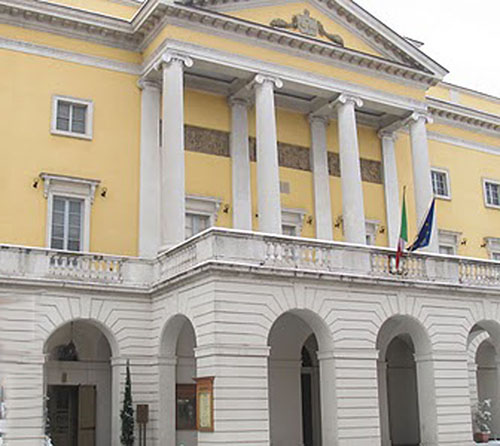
[267,308,335,446]
[158,313,198,446]
[376,315,437,446]
[467,320,500,438]
[44,318,118,446]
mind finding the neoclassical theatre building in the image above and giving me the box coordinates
[1,0,500,445]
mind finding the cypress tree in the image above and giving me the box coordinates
[120,360,135,446]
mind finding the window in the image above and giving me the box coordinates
[51,197,83,251]
[431,168,450,199]
[51,96,93,139]
[41,173,100,252]
[438,229,461,256]
[484,180,500,208]
[484,238,500,260]
[185,213,210,239]
[365,220,379,246]
[185,195,221,240]
[281,208,306,237]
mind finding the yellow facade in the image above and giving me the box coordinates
[1,0,499,259]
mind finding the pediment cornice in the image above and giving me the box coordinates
[0,0,446,86]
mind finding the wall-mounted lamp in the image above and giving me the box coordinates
[100,187,108,198]
[305,215,313,225]
[379,226,386,234]
[222,204,230,214]
[460,238,467,246]
[255,213,259,218]
[481,241,487,248]
[334,215,343,229]
[32,178,40,189]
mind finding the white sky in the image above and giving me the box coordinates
[354,0,500,98]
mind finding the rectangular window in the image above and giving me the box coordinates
[52,96,93,139]
[51,196,83,251]
[484,180,500,208]
[185,213,210,239]
[282,224,297,236]
[431,169,450,199]
[492,252,500,261]
[439,245,455,255]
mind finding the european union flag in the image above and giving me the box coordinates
[408,198,436,252]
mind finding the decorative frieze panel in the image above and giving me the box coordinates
[185,125,381,183]
[185,125,230,157]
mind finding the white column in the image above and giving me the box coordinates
[409,112,438,252]
[254,74,283,234]
[336,94,366,244]
[379,131,400,248]
[310,115,333,240]
[377,359,391,446]
[158,52,193,250]
[110,357,124,446]
[317,351,338,446]
[157,356,177,446]
[138,80,161,257]
[229,97,252,231]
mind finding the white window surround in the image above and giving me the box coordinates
[365,220,380,246]
[484,237,500,260]
[431,167,451,200]
[51,95,94,140]
[40,173,100,252]
[438,229,461,255]
[185,194,222,226]
[483,178,500,209]
[281,208,306,236]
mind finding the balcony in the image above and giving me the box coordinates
[1,228,500,290]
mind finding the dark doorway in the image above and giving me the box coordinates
[47,385,96,446]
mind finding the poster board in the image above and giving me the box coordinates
[194,377,214,432]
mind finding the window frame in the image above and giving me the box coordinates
[281,208,306,237]
[431,167,451,200]
[484,237,500,261]
[41,173,100,252]
[51,95,94,140]
[185,195,221,240]
[483,178,500,209]
[437,229,461,256]
[50,196,84,252]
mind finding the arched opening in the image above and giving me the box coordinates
[159,315,197,446]
[468,322,500,439]
[268,310,331,446]
[377,316,437,446]
[44,320,114,446]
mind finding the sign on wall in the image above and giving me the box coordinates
[194,377,214,432]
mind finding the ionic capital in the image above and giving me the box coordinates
[377,130,398,141]
[254,73,283,89]
[308,114,330,127]
[335,93,364,109]
[137,79,161,91]
[228,96,251,108]
[408,110,433,125]
[156,50,193,71]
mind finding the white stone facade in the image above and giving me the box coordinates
[1,230,500,445]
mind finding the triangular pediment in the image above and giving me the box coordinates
[179,0,448,79]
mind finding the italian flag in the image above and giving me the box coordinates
[396,188,408,270]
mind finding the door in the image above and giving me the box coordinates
[47,385,78,446]
[78,385,96,446]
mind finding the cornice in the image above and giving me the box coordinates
[182,0,448,79]
[427,97,500,135]
[0,0,443,86]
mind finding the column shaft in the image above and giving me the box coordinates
[138,81,161,257]
[160,53,192,249]
[310,116,333,240]
[409,113,438,252]
[255,75,282,234]
[317,351,338,446]
[380,132,400,248]
[230,98,252,230]
[337,95,366,244]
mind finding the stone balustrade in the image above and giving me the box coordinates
[1,229,500,289]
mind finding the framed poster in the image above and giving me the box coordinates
[176,384,196,431]
[194,377,214,432]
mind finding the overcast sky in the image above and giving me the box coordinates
[354,0,500,98]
